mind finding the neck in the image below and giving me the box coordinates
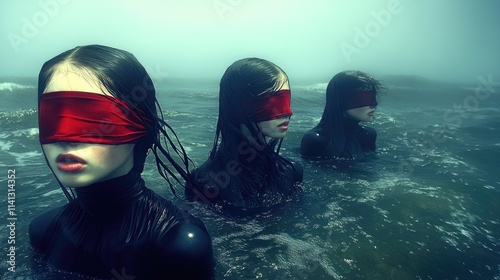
[74,170,144,215]
[343,117,360,125]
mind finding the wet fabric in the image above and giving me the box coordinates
[344,91,378,109]
[300,118,377,160]
[29,170,214,279]
[236,89,293,122]
[39,91,147,144]
[186,144,303,210]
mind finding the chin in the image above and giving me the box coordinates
[55,174,93,188]
[59,181,89,188]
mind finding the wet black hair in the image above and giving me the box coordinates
[317,70,385,156]
[199,57,299,203]
[37,44,193,200]
[210,57,287,162]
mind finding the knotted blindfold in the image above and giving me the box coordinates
[344,91,378,109]
[242,89,293,122]
[39,91,147,144]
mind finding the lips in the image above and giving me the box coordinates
[55,153,86,173]
[278,120,290,130]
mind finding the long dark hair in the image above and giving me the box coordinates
[202,58,299,205]
[211,57,287,161]
[317,70,384,156]
[38,44,193,200]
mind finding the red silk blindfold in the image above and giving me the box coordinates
[39,91,147,144]
[344,91,378,109]
[245,89,293,122]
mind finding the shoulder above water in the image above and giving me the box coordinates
[156,220,215,279]
[300,130,328,159]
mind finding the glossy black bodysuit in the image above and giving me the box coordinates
[187,147,303,210]
[300,118,377,160]
[29,171,214,279]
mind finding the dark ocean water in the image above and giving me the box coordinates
[0,76,499,280]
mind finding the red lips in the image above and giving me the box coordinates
[278,120,290,127]
[55,153,86,173]
[278,120,290,130]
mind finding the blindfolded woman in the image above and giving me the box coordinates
[186,58,303,210]
[301,70,384,160]
[30,44,214,279]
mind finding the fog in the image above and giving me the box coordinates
[1,0,499,84]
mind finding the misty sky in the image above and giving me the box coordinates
[1,0,499,83]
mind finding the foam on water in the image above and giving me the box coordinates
[8,150,43,166]
[12,127,39,138]
[295,83,328,93]
[1,78,499,279]
[0,82,34,92]
[41,188,63,197]
[256,232,341,279]
[0,139,14,151]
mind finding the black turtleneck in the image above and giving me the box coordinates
[29,170,214,279]
[186,143,303,210]
[300,118,377,160]
[342,118,377,159]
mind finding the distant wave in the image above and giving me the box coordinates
[0,82,35,92]
[297,83,327,93]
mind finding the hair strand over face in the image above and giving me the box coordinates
[38,44,196,199]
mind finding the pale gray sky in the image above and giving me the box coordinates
[1,0,499,83]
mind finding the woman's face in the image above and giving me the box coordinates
[258,79,291,139]
[258,116,291,139]
[41,65,135,188]
[42,143,135,188]
[346,105,376,122]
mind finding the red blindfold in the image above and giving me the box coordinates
[39,91,147,144]
[245,89,293,122]
[344,91,378,109]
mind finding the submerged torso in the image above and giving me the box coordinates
[301,120,377,160]
[187,149,303,210]
[29,171,214,279]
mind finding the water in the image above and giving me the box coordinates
[1,76,499,279]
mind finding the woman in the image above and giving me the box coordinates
[300,70,384,160]
[186,58,303,210]
[30,44,214,279]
